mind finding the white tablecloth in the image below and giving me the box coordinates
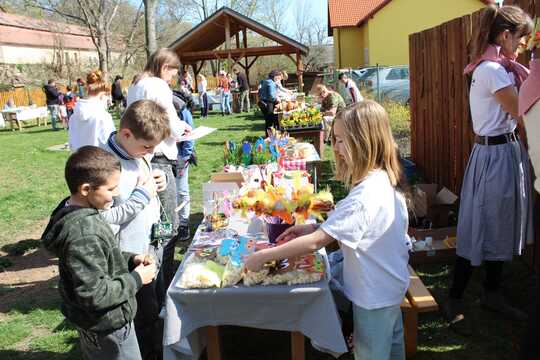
[163,216,347,359]
[2,106,49,122]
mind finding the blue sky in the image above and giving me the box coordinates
[280,0,328,38]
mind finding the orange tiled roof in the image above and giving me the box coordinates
[328,0,390,28]
[328,0,494,29]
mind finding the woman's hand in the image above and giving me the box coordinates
[275,224,318,244]
[244,250,268,272]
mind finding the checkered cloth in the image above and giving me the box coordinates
[279,157,307,170]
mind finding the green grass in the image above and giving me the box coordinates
[0,109,535,360]
[0,127,70,246]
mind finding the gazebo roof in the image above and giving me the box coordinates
[169,6,308,64]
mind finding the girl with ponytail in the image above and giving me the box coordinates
[443,4,534,331]
[68,70,115,151]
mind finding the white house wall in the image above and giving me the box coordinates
[0,44,121,65]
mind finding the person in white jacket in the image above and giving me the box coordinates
[68,70,115,151]
[127,48,191,294]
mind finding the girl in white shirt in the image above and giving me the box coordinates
[246,100,410,360]
[127,48,191,294]
[69,70,115,151]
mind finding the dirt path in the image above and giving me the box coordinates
[0,218,58,317]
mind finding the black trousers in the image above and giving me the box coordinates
[200,93,208,117]
[520,276,539,359]
[449,256,504,299]
[259,100,278,131]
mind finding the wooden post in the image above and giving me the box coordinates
[242,27,250,87]
[224,15,232,72]
[235,32,240,49]
[191,62,199,92]
[205,326,221,360]
[291,331,305,360]
[296,51,304,93]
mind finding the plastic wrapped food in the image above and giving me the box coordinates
[221,261,244,287]
[286,270,324,285]
[216,253,230,265]
[178,260,224,289]
[262,253,325,286]
[243,268,269,286]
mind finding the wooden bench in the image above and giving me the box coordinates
[402,265,439,358]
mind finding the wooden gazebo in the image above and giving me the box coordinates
[168,7,309,91]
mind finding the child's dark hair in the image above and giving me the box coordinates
[65,146,120,194]
[338,73,348,80]
[120,99,171,141]
[470,4,533,61]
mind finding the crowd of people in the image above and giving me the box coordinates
[33,3,540,360]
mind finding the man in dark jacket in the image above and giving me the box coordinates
[111,75,125,113]
[233,67,250,112]
[42,146,156,360]
[43,79,61,130]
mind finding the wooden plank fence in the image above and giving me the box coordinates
[0,87,47,107]
[410,1,539,194]
[409,1,540,270]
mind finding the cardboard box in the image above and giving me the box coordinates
[408,227,457,265]
[211,172,245,187]
[411,184,458,227]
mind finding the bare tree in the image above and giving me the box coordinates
[144,0,158,58]
[261,0,289,33]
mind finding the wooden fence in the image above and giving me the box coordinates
[409,1,540,270]
[0,87,47,107]
[410,0,539,194]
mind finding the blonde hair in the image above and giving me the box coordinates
[86,70,110,97]
[120,100,171,141]
[196,74,206,81]
[133,48,180,84]
[470,4,533,61]
[331,100,403,189]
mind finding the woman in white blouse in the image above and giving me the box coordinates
[127,48,191,293]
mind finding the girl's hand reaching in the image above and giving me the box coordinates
[275,224,319,244]
[244,250,268,272]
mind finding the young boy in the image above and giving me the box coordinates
[41,146,157,360]
[101,99,171,360]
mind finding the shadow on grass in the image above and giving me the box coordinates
[413,260,536,360]
[2,239,41,256]
[0,348,80,360]
[220,122,266,133]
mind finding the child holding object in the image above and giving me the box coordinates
[245,100,410,360]
[101,99,170,360]
[41,146,157,360]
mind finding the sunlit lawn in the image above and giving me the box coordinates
[0,108,535,359]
